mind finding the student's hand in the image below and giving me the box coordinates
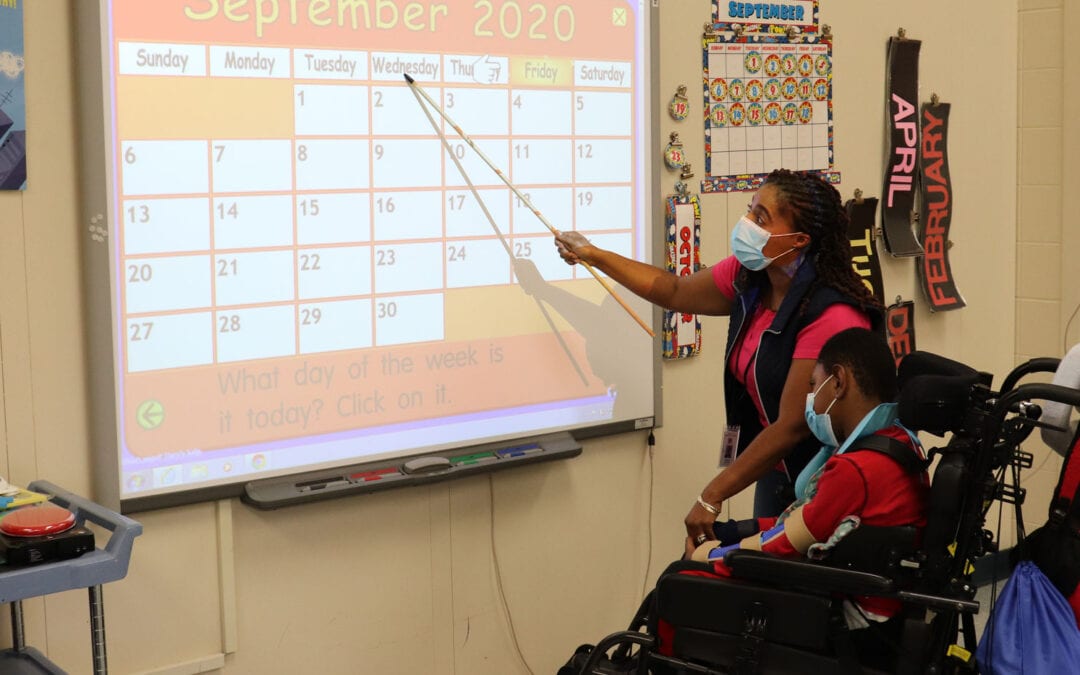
[683,536,698,560]
[712,518,761,545]
[554,230,595,265]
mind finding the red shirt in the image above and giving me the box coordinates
[717,426,929,618]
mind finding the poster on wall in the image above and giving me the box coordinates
[885,299,916,368]
[701,0,838,194]
[0,0,27,190]
[881,35,921,256]
[919,100,965,312]
[663,194,702,359]
[845,196,885,305]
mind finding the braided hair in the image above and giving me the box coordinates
[740,169,881,313]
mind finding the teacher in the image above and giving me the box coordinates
[553,169,882,541]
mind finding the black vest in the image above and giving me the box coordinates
[722,257,883,480]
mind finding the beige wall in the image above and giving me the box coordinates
[1067,2,1080,351]
[1015,0,1078,533]
[0,1,1030,674]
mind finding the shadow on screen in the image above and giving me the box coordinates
[512,257,651,420]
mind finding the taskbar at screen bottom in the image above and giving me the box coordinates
[119,391,623,499]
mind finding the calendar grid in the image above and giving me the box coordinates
[701,35,838,193]
[288,74,300,358]
[504,81,516,286]
[439,82,449,294]
[570,72,579,281]
[366,79,378,351]
[206,139,218,364]
[117,44,636,374]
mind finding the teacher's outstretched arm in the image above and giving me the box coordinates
[555,231,733,317]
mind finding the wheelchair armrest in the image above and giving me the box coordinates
[723,549,896,597]
[895,589,980,614]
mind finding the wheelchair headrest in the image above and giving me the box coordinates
[897,352,985,436]
[898,351,979,386]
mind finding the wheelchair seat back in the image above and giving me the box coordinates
[919,451,970,584]
[895,352,991,589]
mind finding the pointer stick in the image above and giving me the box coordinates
[407,84,591,387]
[404,74,655,338]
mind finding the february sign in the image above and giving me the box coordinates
[918,102,965,311]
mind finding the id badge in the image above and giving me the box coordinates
[719,425,740,468]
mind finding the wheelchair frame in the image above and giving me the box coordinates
[572,353,1080,675]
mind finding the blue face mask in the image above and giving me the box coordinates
[805,374,839,447]
[730,216,798,271]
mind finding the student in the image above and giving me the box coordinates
[554,170,882,528]
[661,328,928,665]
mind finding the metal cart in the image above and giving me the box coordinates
[0,482,141,675]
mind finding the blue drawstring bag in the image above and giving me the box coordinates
[976,561,1080,674]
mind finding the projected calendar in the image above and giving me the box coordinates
[102,0,656,501]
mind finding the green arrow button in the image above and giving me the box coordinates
[136,399,165,430]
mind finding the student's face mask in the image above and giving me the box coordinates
[730,216,800,271]
[805,373,839,447]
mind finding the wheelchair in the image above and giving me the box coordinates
[567,351,1080,675]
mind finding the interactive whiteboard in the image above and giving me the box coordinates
[77,0,660,512]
